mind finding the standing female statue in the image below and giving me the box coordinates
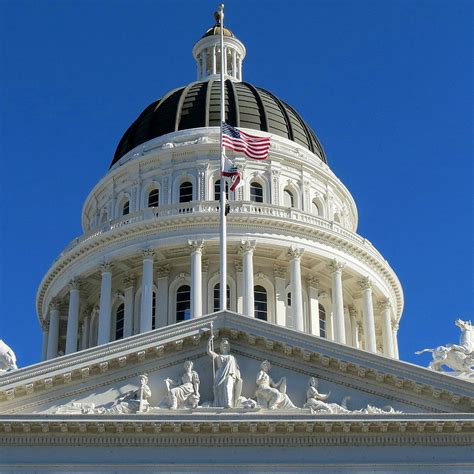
[207,336,242,408]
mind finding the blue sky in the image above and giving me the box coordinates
[0,0,472,369]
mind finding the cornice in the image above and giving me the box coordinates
[0,414,472,447]
[36,204,403,323]
[1,313,472,412]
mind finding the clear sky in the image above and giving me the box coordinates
[0,0,472,369]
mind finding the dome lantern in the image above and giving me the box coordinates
[192,12,246,82]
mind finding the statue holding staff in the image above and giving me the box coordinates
[207,333,242,408]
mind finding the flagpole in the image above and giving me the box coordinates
[218,3,227,311]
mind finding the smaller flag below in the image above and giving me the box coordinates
[222,155,241,192]
[222,122,270,160]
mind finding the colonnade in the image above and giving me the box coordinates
[42,242,399,361]
[197,45,242,81]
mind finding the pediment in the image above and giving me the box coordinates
[1,312,473,417]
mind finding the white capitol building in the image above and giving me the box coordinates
[38,22,402,362]
[0,13,472,474]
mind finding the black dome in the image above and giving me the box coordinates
[112,79,327,167]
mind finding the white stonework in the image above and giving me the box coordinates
[0,11,472,474]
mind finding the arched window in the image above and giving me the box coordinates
[115,303,124,340]
[283,189,294,208]
[176,285,191,322]
[250,181,263,203]
[312,200,321,216]
[179,182,193,203]
[148,189,159,207]
[122,200,130,216]
[254,285,268,320]
[152,291,157,330]
[214,180,229,201]
[213,283,230,312]
[319,306,327,338]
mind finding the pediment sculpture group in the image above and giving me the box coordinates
[76,334,401,416]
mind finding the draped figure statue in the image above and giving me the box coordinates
[255,360,296,409]
[207,336,242,408]
[165,360,200,409]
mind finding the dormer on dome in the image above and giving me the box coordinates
[192,13,246,82]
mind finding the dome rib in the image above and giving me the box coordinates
[112,80,327,167]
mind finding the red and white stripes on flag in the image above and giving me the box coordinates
[222,122,270,160]
[222,155,241,192]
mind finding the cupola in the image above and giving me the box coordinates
[192,12,246,82]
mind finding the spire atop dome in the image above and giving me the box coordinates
[192,8,246,82]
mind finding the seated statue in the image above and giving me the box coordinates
[109,374,152,414]
[164,360,200,409]
[255,360,296,409]
[0,339,17,374]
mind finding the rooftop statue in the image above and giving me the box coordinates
[0,340,18,375]
[416,319,474,378]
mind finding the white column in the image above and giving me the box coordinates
[274,264,287,327]
[41,322,49,361]
[81,313,90,350]
[359,277,377,353]
[212,45,216,74]
[349,307,360,348]
[189,240,204,318]
[65,279,80,354]
[392,321,400,359]
[328,259,346,344]
[232,49,237,77]
[123,275,135,338]
[156,264,169,328]
[47,300,60,359]
[288,247,304,332]
[235,260,243,314]
[98,261,113,345]
[240,240,256,317]
[306,275,320,336]
[202,259,209,314]
[379,298,395,357]
[201,49,206,78]
[140,249,155,333]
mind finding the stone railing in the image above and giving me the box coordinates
[59,201,383,261]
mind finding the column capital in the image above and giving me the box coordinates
[156,264,170,278]
[49,298,60,311]
[288,247,304,261]
[82,304,94,317]
[377,298,392,311]
[123,274,135,288]
[273,264,286,279]
[68,278,82,291]
[100,260,113,273]
[358,276,373,291]
[327,259,345,273]
[305,274,319,288]
[349,306,358,319]
[234,260,243,272]
[142,249,155,260]
[239,240,256,254]
[188,240,205,254]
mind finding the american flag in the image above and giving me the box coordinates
[222,122,270,160]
